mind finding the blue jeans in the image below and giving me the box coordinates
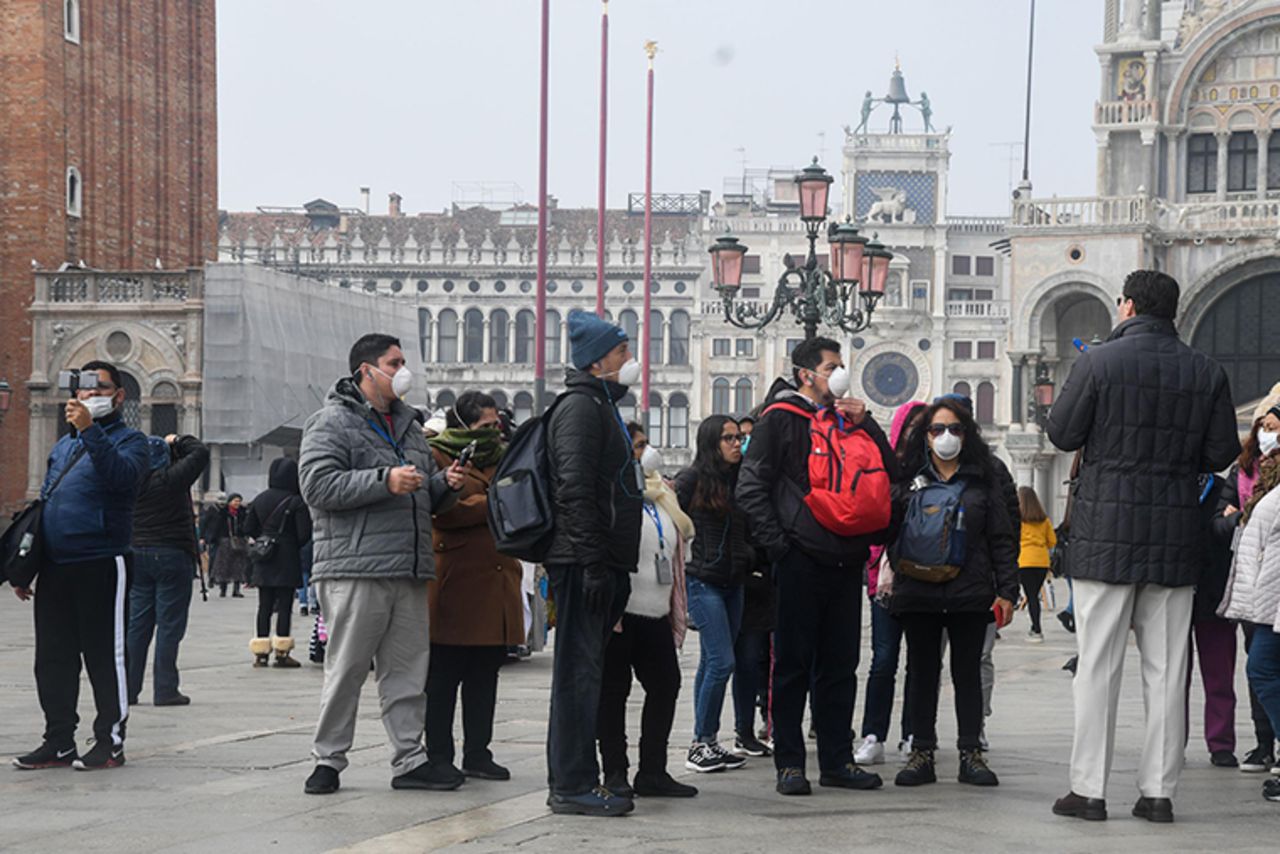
[1245,623,1280,741]
[686,576,743,743]
[126,546,194,702]
[860,597,910,743]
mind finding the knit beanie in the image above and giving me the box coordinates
[568,309,628,370]
[1252,381,1280,424]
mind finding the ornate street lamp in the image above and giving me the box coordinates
[709,157,892,340]
[1027,362,1055,425]
[0,379,11,424]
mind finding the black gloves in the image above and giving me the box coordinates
[582,566,616,616]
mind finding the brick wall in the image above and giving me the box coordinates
[0,0,217,512]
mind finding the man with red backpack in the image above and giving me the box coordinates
[737,336,899,796]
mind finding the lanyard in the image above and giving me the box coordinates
[643,500,665,552]
[366,415,407,465]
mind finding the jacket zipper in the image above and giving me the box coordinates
[411,492,420,578]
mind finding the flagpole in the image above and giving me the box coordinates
[534,0,550,413]
[595,1,609,317]
[640,40,656,426]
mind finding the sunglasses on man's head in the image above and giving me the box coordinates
[927,423,966,437]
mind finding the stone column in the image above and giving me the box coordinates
[1034,455,1056,513]
[1256,128,1272,200]
[1215,130,1231,200]
[1165,129,1183,199]
[481,315,492,363]
[1121,0,1143,37]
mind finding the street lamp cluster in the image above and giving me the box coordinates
[708,158,893,341]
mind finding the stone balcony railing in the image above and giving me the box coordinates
[946,216,1009,234]
[1011,194,1280,236]
[845,132,948,152]
[1094,98,1157,126]
[946,300,1011,319]
[35,269,203,304]
[1011,195,1149,229]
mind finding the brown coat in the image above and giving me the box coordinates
[427,450,525,647]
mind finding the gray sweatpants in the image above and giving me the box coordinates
[311,578,430,777]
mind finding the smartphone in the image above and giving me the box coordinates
[457,440,479,468]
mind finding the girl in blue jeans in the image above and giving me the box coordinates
[675,416,754,773]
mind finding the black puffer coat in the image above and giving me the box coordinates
[673,466,752,587]
[244,458,313,589]
[888,461,1020,615]
[1046,315,1240,587]
[543,370,643,574]
[133,435,210,557]
[1195,472,1238,622]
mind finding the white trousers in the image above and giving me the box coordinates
[1069,578,1194,800]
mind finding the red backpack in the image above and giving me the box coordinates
[762,402,892,537]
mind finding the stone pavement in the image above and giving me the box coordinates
[0,583,1276,853]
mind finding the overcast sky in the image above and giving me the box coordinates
[217,1,1102,218]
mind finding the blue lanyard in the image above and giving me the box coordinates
[643,500,665,552]
[366,416,407,465]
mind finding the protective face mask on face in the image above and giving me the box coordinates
[826,366,851,399]
[640,444,663,474]
[1259,430,1279,457]
[370,365,414,398]
[83,396,115,420]
[614,358,642,387]
[931,431,963,461]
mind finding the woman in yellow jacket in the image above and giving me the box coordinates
[1018,486,1056,643]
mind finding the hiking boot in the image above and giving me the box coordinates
[855,734,885,765]
[1241,745,1275,772]
[820,762,883,790]
[12,742,77,770]
[1210,750,1238,768]
[894,749,936,787]
[733,732,771,757]
[154,693,191,707]
[1263,778,1280,802]
[73,740,125,771]
[304,765,340,795]
[1132,796,1174,823]
[603,771,634,799]
[708,741,746,769]
[547,785,634,817]
[958,749,999,786]
[392,761,464,791]
[632,771,697,798]
[685,742,728,773]
[462,757,510,781]
[776,767,811,796]
[1052,791,1107,821]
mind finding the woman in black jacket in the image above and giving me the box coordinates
[244,458,312,668]
[889,398,1018,788]
[675,415,754,772]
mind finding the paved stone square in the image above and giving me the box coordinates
[0,585,1275,853]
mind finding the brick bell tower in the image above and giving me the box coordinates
[0,0,217,514]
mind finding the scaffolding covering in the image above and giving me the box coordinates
[202,264,424,446]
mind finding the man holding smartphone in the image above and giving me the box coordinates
[299,334,466,795]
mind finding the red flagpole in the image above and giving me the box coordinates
[595,2,609,317]
[640,41,656,425]
[534,0,550,413]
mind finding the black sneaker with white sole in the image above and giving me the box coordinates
[685,742,728,773]
[733,732,772,757]
[708,741,746,770]
[1241,746,1275,773]
[12,743,77,770]
[1263,778,1280,802]
[73,740,125,771]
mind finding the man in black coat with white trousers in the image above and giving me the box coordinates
[1047,270,1240,824]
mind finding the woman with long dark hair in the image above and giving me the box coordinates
[675,415,754,773]
[889,398,1018,788]
[1017,486,1056,643]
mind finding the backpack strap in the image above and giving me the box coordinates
[762,401,818,422]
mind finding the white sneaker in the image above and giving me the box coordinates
[854,735,885,765]
[898,735,914,757]
[1027,630,1044,644]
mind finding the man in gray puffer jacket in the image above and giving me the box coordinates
[299,333,464,796]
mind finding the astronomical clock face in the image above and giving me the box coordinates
[860,351,920,408]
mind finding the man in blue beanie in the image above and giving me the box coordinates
[541,309,644,816]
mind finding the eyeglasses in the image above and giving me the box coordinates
[720,434,743,445]
[927,423,966,437]
[1116,295,1130,307]
[634,439,649,450]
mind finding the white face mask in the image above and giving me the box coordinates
[640,445,663,475]
[83,395,115,420]
[931,430,963,461]
[826,366,851,399]
[369,364,414,398]
[614,358,642,387]
[1259,430,1279,457]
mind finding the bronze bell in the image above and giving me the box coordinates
[885,68,910,104]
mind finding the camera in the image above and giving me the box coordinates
[57,369,100,396]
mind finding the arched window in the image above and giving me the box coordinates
[617,393,637,424]
[490,310,509,363]
[120,372,142,430]
[669,310,690,366]
[514,391,534,424]
[646,392,663,444]
[150,381,180,435]
[952,380,971,398]
[648,310,664,365]
[64,0,80,43]
[734,378,754,416]
[976,381,995,426]
[515,310,535,364]
[1187,133,1217,194]
[619,309,639,344]
[66,166,82,217]
[546,309,562,365]
[463,309,484,363]
[438,309,458,363]
[489,390,509,410]
[418,308,432,362]
[669,393,689,448]
[437,389,457,411]
[712,378,731,414]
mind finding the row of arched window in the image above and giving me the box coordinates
[418,308,691,367]
[711,377,755,417]
[953,380,996,426]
